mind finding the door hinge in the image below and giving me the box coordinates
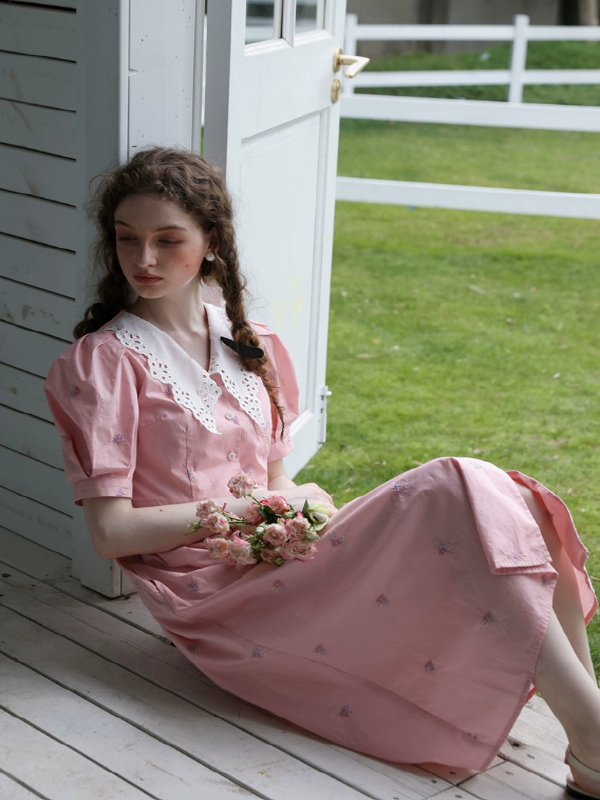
[317,385,332,447]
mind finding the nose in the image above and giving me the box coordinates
[135,240,157,268]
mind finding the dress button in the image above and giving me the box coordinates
[225,413,234,420]
[227,451,237,461]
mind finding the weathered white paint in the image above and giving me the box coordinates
[0,191,76,250]
[336,177,600,220]
[0,363,51,420]
[0,486,71,555]
[7,0,77,8]
[0,4,77,61]
[461,760,567,799]
[0,405,63,469]
[0,278,76,340]
[0,772,40,800]
[0,99,76,157]
[0,445,71,515]
[0,145,77,205]
[0,52,76,111]
[0,234,76,298]
[0,320,68,377]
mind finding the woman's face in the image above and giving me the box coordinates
[114,193,211,300]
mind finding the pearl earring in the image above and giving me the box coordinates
[205,252,215,262]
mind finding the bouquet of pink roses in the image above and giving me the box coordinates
[187,472,329,569]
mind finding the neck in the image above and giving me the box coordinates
[130,282,207,336]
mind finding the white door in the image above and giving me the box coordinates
[204,0,347,476]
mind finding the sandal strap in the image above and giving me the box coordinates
[566,746,600,782]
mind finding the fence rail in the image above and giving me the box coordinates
[336,15,600,220]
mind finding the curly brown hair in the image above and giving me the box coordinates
[74,146,285,436]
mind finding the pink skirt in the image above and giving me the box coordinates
[119,457,597,771]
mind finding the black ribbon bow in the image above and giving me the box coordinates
[220,336,264,359]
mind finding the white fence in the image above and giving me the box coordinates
[336,15,600,219]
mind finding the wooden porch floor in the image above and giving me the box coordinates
[0,526,573,800]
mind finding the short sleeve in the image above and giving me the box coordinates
[44,334,139,506]
[252,323,300,462]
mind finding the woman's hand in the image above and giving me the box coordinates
[268,482,338,520]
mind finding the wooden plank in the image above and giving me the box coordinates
[499,738,569,788]
[0,526,72,585]
[0,320,68,376]
[0,773,41,800]
[0,487,72,557]
[0,234,76,298]
[0,277,75,340]
[509,703,568,760]
[7,0,77,9]
[336,177,600,221]
[0,707,152,800]
[0,362,52,421]
[0,575,451,800]
[461,760,567,799]
[0,52,76,111]
[424,790,480,800]
[0,5,77,61]
[0,655,260,800]
[0,99,76,158]
[0,191,76,250]
[0,405,63,468]
[0,145,77,205]
[0,607,374,800]
[0,445,71,515]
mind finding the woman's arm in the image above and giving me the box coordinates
[83,460,336,560]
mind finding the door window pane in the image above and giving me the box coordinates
[296,0,325,34]
[246,1,283,44]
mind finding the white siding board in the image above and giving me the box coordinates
[0,234,76,297]
[0,405,63,468]
[0,485,71,555]
[0,144,77,204]
[0,772,46,800]
[0,278,75,340]
[0,99,76,158]
[0,52,76,111]
[0,5,77,61]
[0,363,51,421]
[0,191,76,251]
[7,0,77,9]
[0,444,71,514]
[0,319,67,376]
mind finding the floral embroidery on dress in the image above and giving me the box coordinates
[393,481,409,494]
[134,580,141,587]
[272,579,286,592]
[506,551,526,564]
[438,543,451,555]
[61,435,71,444]
[314,643,327,656]
[542,574,558,587]
[69,385,81,397]
[186,578,199,593]
[338,705,354,717]
[481,612,495,626]
[187,469,196,482]
[115,488,127,497]
[375,593,389,607]
[112,433,127,446]
[163,384,174,399]
[424,659,435,673]
[241,465,253,474]
[330,534,344,547]
[252,647,266,658]
[187,643,200,653]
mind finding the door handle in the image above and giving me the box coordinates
[333,47,370,79]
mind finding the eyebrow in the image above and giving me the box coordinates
[114,220,188,232]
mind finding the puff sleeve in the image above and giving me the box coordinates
[44,334,139,506]
[253,323,300,462]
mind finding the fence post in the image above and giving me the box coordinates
[508,14,529,103]
[342,13,359,95]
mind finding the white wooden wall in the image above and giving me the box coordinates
[0,0,200,595]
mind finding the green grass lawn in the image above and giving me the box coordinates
[295,41,600,671]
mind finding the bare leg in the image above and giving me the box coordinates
[516,483,595,680]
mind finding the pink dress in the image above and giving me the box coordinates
[44,304,597,771]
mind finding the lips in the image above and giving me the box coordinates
[134,274,163,284]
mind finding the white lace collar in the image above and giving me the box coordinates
[105,305,268,435]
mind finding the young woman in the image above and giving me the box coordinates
[44,147,599,798]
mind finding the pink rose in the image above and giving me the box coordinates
[243,502,264,526]
[260,546,283,563]
[283,515,311,542]
[262,523,286,547]
[227,472,258,499]
[205,537,230,560]
[282,539,317,562]
[262,495,291,515]
[204,512,229,535]
[196,498,222,518]
[227,535,258,568]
